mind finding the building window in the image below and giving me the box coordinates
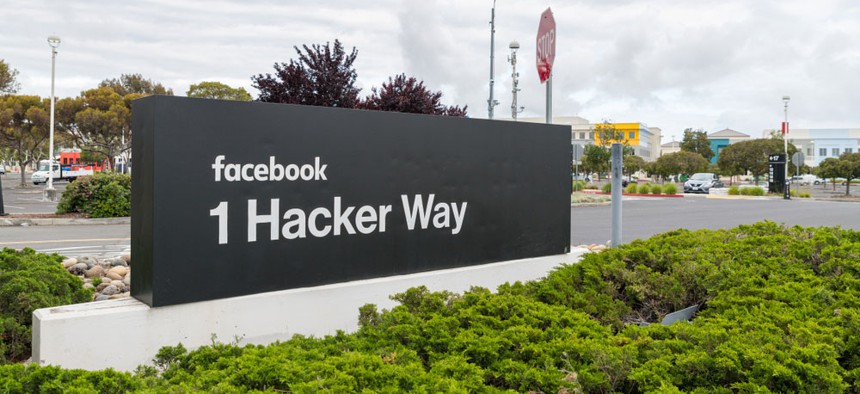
[589,132,594,139]
[807,147,812,156]
[833,148,840,156]
[628,131,635,139]
[579,132,586,139]
[847,148,854,154]
[820,148,827,157]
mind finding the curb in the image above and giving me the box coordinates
[0,216,130,227]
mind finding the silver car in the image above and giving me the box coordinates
[684,173,723,194]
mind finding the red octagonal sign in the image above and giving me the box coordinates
[536,7,556,83]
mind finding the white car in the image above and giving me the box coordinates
[0,164,5,174]
[791,175,824,185]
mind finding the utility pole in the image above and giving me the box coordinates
[783,96,790,200]
[508,41,523,120]
[487,0,499,119]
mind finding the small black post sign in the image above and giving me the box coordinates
[132,96,571,307]
[769,154,786,194]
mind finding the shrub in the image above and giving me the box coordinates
[8,223,860,392]
[799,191,811,198]
[0,248,91,363]
[662,183,677,195]
[749,186,765,196]
[56,173,131,218]
[650,184,663,195]
[626,183,639,194]
[572,180,586,191]
[601,183,612,193]
[584,183,598,190]
[728,185,740,195]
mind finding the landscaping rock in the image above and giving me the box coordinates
[121,254,131,265]
[69,263,88,276]
[111,259,128,267]
[85,265,105,278]
[94,294,110,301]
[78,256,100,269]
[62,258,78,268]
[108,266,128,277]
[101,285,120,296]
[106,271,123,281]
[96,282,111,292]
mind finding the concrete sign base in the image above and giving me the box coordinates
[33,249,585,371]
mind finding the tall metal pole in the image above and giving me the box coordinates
[546,75,552,124]
[46,35,61,201]
[487,0,498,119]
[783,96,790,200]
[610,143,622,246]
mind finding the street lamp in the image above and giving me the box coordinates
[783,95,790,200]
[46,34,61,201]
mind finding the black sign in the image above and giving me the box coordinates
[131,96,571,306]
[768,154,785,194]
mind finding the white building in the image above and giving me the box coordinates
[765,128,860,167]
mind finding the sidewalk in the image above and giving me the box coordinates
[0,216,130,227]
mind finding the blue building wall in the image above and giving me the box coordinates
[709,138,729,164]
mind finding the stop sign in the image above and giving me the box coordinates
[536,7,556,83]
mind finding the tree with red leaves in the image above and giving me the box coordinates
[359,74,467,117]
[252,39,360,108]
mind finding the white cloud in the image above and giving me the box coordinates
[1,0,858,141]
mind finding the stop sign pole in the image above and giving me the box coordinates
[536,7,556,124]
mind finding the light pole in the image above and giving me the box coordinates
[487,0,499,119]
[783,95,790,200]
[508,40,524,120]
[46,35,61,201]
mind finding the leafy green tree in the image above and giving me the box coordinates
[0,60,20,94]
[56,88,129,171]
[679,128,714,161]
[252,39,360,108]
[186,81,252,101]
[654,151,709,180]
[99,73,174,96]
[717,139,797,182]
[582,144,610,180]
[359,74,467,116]
[623,154,645,180]
[0,95,49,186]
[817,153,860,195]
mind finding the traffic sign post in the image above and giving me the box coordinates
[792,151,804,176]
[536,7,555,123]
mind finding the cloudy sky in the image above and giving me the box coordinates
[2,0,859,142]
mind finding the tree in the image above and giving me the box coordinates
[817,153,860,195]
[99,73,174,96]
[623,155,646,180]
[56,88,130,171]
[582,144,610,180]
[359,74,467,116]
[0,59,20,94]
[654,151,710,180]
[594,122,629,148]
[680,128,714,162]
[252,39,360,108]
[187,81,252,101]
[0,95,49,186]
[717,139,797,182]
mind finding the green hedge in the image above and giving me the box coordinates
[56,173,131,218]
[3,222,859,392]
[0,248,91,363]
[663,183,677,194]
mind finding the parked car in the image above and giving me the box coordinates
[0,164,5,174]
[791,175,824,185]
[683,173,722,194]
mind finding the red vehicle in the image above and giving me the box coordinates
[31,151,106,184]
